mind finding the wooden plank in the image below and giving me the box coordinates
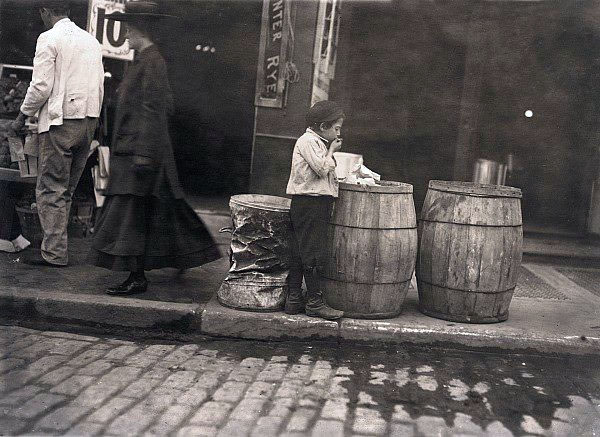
[332,187,416,229]
[0,167,36,184]
[325,227,416,284]
[464,220,484,291]
[322,278,408,318]
[422,192,522,226]
[478,227,503,292]
[416,220,434,284]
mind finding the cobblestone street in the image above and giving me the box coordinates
[0,324,599,436]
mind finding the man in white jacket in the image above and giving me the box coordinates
[13,0,104,266]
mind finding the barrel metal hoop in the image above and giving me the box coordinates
[418,219,522,228]
[340,181,413,194]
[328,223,418,231]
[428,187,521,199]
[417,279,516,294]
[322,275,413,285]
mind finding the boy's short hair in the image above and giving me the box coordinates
[306,100,345,128]
[38,0,71,15]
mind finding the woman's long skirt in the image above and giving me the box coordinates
[89,194,221,271]
[0,181,24,241]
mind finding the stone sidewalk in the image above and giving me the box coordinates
[1,206,600,356]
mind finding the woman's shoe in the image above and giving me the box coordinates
[106,278,148,295]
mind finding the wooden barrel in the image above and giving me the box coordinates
[217,195,293,311]
[323,181,418,319]
[416,180,523,323]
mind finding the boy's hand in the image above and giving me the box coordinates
[330,138,343,153]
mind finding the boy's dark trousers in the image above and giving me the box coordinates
[286,195,343,320]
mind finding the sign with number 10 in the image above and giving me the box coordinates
[87,0,134,61]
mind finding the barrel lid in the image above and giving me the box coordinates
[230,194,291,212]
[340,180,413,194]
[428,180,522,198]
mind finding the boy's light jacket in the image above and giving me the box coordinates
[286,129,339,197]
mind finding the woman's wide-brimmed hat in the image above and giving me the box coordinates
[105,0,177,21]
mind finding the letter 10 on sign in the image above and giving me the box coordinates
[94,8,126,47]
[87,0,134,61]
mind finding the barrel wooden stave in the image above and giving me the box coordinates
[420,188,522,226]
[418,283,514,323]
[326,226,417,284]
[322,279,410,319]
[417,181,522,323]
[324,181,417,319]
[419,222,522,293]
[330,184,416,229]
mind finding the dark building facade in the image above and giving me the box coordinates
[2,0,600,233]
[250,0,600,234]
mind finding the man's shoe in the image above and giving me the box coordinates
[106,279,148,296]
[12,235,30,252]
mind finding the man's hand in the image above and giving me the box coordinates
[11,112,26,133]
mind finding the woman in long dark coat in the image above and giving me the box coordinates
[89,2,220,295]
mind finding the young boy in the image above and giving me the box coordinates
[285,100,345,320]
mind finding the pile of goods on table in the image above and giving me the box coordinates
[0,119,19,170]
[0,76,31,171]
[0,77,29,116]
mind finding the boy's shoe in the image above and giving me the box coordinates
[284,288,305,315]
[284,300,305,315]
[305,290,343,320]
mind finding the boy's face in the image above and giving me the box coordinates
[319,118,344,142]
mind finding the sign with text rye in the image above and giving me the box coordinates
[255,0,290,108]
[87,0,134,61]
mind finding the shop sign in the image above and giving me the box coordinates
[255,0,290,108]
[87,0,134,61]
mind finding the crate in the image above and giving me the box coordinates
[0,167,36,184]
[17,154,37,178]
